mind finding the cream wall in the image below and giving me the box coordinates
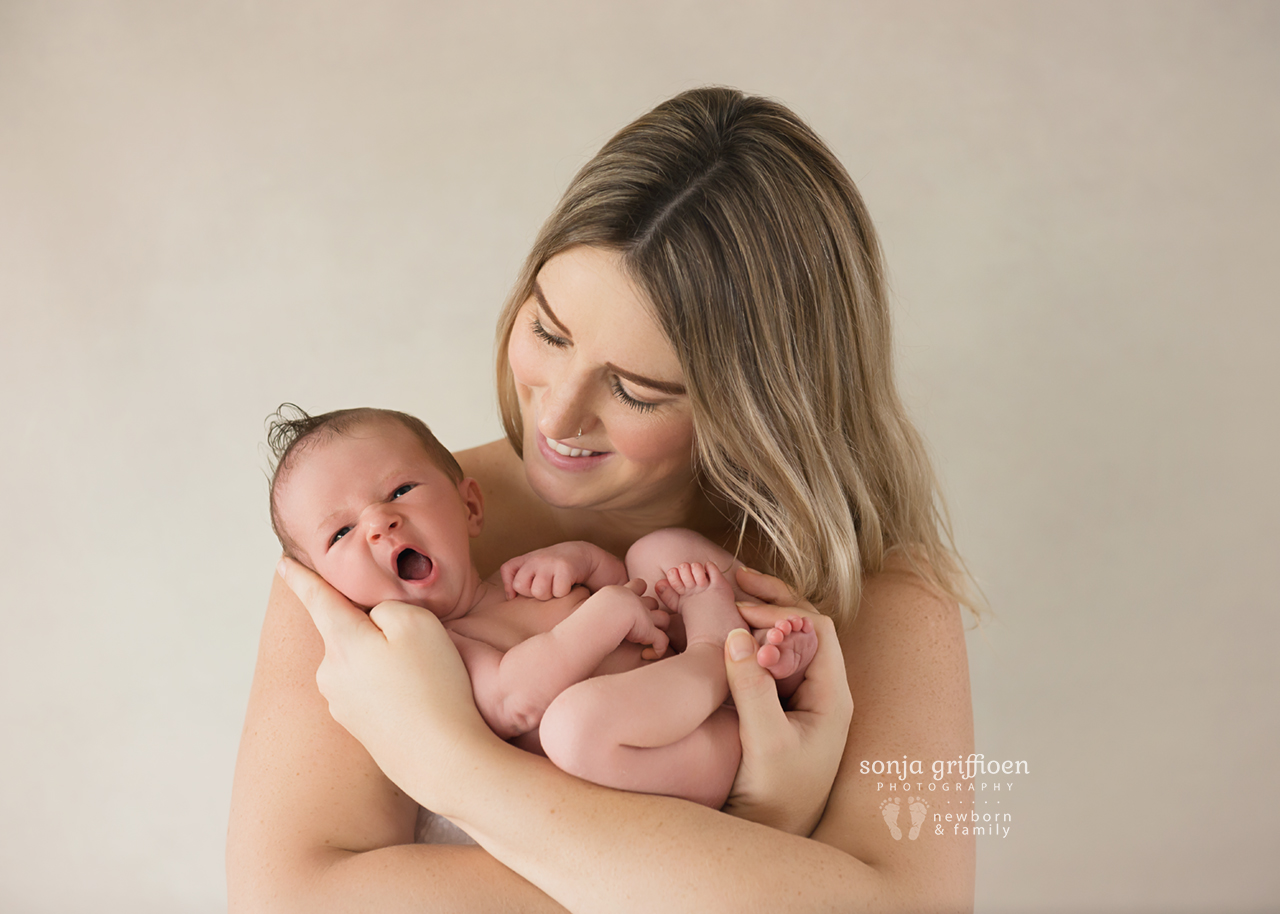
[2,2,1276,911]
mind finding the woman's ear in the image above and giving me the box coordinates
[458,477,485,537]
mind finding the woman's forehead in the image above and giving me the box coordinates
[535,246,683,382]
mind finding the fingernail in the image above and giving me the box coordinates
[735,601,760,609]
[727,628,755,661]
[738,566,759,575]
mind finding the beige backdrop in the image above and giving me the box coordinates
[2,2,1277,911]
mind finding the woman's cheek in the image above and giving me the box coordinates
[506,324,546,394]
[610,412,695,465]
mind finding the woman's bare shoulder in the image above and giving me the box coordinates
[814,554,974,898]
[455,438,520,483]
[454,439,562,576]
[849,554,968,669]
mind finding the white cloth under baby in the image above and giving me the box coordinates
[414,805,477,845]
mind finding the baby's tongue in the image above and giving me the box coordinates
[397,549,432,581]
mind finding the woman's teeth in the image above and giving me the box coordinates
[546,435,598,458]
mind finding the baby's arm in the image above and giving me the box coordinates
[449,580,669,740]
[500,542,628,600]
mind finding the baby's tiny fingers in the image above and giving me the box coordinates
[553,568,574,598]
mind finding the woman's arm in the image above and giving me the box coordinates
[226,574,567,913]
[463,569,974,913]
[289,558,975,914]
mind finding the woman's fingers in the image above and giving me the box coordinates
[784,614,854,723]
[276,557,373,645]
[722,608,853,836]
[724,628,791,745]
[734,566,812,610]
[733,601,823,638]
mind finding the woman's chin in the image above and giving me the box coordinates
[524,460,603,510]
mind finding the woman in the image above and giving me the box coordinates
[228,87,975,912]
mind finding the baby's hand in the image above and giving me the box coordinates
[500,542,627,600]
[596,578,671,660]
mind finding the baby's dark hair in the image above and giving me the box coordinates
[266,403,463,557]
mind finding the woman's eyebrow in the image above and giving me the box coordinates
[607,364,686,395]
[533,283,573,338]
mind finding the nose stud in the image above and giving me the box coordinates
[574,427,582,439]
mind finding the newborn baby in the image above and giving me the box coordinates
[268,405,817,807]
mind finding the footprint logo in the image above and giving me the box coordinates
[879,797,902,840]
[907,797,928,840]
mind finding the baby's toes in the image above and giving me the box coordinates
[654,580,681,613]
[756,642,782,668]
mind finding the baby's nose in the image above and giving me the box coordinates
[364,507,400,540]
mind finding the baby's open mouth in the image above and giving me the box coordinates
[396,548,433,581]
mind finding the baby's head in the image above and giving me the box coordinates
[268,405,485,619]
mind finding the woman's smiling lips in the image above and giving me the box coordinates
[535,432,611,471]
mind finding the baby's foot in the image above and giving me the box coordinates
[907,796,928,841]
[879,797,902,841]
[655,562,743,648]
[756,615,818,681]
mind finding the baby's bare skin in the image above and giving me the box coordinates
[272,420,813,806]
[443,577,670,741]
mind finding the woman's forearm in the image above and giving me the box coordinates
[230,842,566,914]
[439,746,883,914]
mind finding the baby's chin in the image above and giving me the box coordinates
[343,589,432,614]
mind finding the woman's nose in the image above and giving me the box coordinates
[537,366,594,441]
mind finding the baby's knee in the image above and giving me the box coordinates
[625,528,733,580]
[540,690,615,780]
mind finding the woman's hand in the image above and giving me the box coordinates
[721,567,854,836]
[276,557,499,812]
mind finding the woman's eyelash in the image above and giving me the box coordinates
[530,316,569,348]
[611,378,657,413]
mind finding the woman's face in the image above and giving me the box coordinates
[506,245,697,517]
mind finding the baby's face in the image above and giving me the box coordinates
[274,419,483,620]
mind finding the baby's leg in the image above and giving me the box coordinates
[624,527,752,604]
[541,692,741,808]
[630,530,817,689]
[540,561,744,806]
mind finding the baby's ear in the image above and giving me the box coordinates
[458,477,484,536]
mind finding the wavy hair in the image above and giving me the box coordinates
[495,87,972,626]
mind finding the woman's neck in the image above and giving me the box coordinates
[555,485,740,559]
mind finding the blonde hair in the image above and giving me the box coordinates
[496,87,971,626]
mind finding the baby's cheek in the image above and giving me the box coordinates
[316,555,368,605]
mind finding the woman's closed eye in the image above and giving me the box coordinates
[611,377,658,413]
[530,316,569,348]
